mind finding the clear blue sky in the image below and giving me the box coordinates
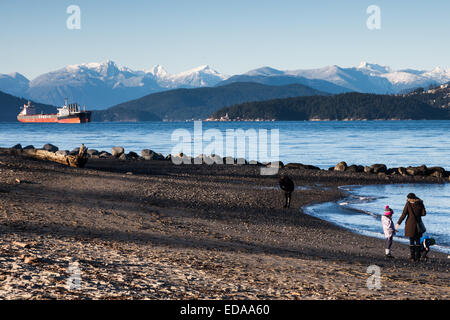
[0,0,449,79]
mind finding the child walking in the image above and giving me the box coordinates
[381,205,396,258]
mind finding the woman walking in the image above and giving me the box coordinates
[396,193,426,262]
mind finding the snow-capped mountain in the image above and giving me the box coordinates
[0,72,30,98]
[274,62,450,94]
[1,61,449,109]
[0,61,229,109]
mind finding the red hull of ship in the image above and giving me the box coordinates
[17,113,91,123]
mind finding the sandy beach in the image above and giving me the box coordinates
[0,152,448,300]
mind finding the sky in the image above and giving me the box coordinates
[0,0,449,79]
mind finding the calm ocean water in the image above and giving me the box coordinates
[1,120,449,249]
[304,184,450,254]
[1,120,450,169]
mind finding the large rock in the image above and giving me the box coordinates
[170,153,192,164]
[127,151,139,159]
[398,167,407,176]
[370,164,387,174]
[11,144,22,150]
[285,163,320,170]
[334,161,348,172]
[43,144,59,152]
[266,161,284,168]
[346,165,364,173]
[427,167,446,178]
[141,149,165,160]
[364,166,374,174]
[23,145,35,150]
[206,154,223,165]
[99,151,112,158]
[87,149,99,156]
[406,165,427,176]
[111,147,125,157]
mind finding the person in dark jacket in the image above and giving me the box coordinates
[395,193,426,262]
[279,175,294,208]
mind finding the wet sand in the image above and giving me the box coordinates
[0,153,448,299]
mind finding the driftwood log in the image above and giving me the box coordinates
[0,144,89,168]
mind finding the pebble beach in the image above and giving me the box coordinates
[0,147,449,299]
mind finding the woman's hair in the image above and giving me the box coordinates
[407,193,417,199]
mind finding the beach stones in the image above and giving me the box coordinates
[111,147,125,157]
[334,161,348,172]
[43,144,59,152]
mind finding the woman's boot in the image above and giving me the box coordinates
[415,245,422,261]
[409,245,416,262]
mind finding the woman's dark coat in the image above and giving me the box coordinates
[397,199,426,238]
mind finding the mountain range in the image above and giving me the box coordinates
[1,61,449,110]
[92,82,327,122]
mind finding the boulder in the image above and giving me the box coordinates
[99,151,112,158]
[223,157,236,165]
[385,168,398,175]
[248,160,262,166]
[266,161,284,168]
[370,164,387,174]
[127,151,139,159]
[346,165,364,173]
[334,161,348,172]
[364,166,374,174]
[141,149,165,160]
[406,165,427,176]
[11,144,22,150]
[398,167,407,176]
[87,149,99,156]
[111,147,125,157]
[43,144,59,152]
[236,158,248,165]
[193,154,207,164]
[119,153,129,160]
[285,163,320,170]
[206,154,223,165]
[23,145,35,150]
[426,166,445,178]
[170,153,192,164]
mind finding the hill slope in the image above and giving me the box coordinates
[210,92,450,121]
[92,82,327,121]
[0,90,56,122]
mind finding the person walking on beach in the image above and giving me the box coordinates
[279,175,294,208]
[395,193,426,262]
[381,205,396,258]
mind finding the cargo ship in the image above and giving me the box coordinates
[17,99,91,123]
